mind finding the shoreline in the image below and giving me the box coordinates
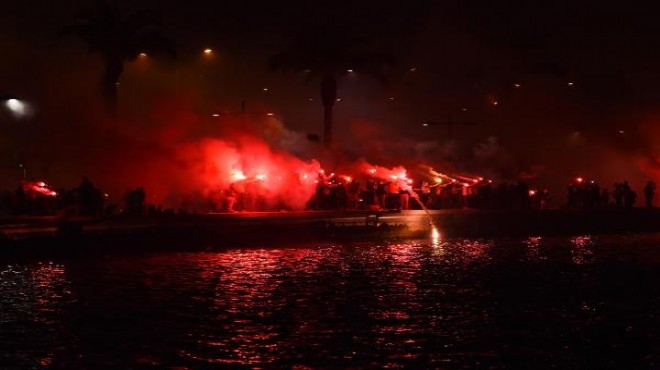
[2,208,660,259]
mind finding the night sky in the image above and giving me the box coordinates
[2,0,660,200]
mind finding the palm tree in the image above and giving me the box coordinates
[269,25,392,148]
[62,1,176,116]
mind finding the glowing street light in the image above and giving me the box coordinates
[1,96,28,118]
[203,48,213,54]
[139,52,147,58]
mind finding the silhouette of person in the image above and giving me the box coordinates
[644,181,656,208]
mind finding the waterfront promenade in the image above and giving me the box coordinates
[2,208,660,256]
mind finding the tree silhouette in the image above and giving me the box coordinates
[269,24,392,148]
[62,1,176,116]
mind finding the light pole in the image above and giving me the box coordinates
[2,94,30,180]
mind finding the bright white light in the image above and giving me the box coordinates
[347,69,354,73]
[266,112,274,116]
[5,99,27,116]
[431,227,441,246]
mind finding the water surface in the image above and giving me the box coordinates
[2,234,660,369]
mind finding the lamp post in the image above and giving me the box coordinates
[2,94,30,180]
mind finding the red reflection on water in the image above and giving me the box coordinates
[179,248,331,366]
[570,235,595,265]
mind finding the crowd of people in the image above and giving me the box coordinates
[566,178,656,209]
[0,174,658,217]
[0,177,148,217]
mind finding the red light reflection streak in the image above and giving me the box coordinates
[181,248,328,366]
[570,235,594,265]
[0,262,71,366]
[524,236,543,260]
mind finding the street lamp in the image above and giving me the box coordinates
[2,94,31,180]
[1,94,29,119]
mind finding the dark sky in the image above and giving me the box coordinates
[3,0,660,194]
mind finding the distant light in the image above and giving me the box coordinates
[493,100,499,106]
[410,67,417,72]
[528,189,537,196]
[568,82,575,87]
[304,69,311,73]
[434,177,443,184]
[422,123,429,127]
[266,112,274,116]
[203,48,212,54]
[461,108,468,111]
[336,98,342,102]
[5,99,26,116]
[212,113,220,117]
[347,69,354,73]
[263,87,269,92]
[514,83,521,88]
[308,98,315,102]
[139,52,147,58]
[389,97,395,101]
[576,177,583,183]
[619,130,625,134]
